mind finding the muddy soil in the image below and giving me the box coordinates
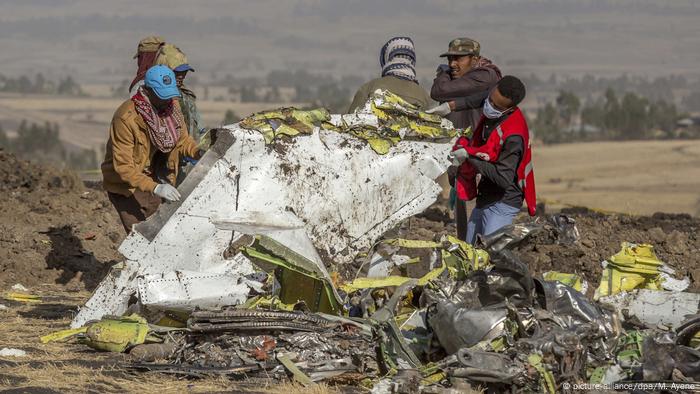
[0,150,123,290]
[517,208,700,294]
[406,201,700,294]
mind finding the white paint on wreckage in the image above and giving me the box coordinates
[72,119,453,328]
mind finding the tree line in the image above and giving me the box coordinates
[0,121,97,170]
[0,73,86,96]
[532,89,691,144]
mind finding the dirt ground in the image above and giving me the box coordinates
[1,149,699,392]
[409,200,700,294]
[0,150,123,291]
[516,208,700,295]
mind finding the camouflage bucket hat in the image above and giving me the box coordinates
[155,44,195,72]
[440,37,480,57]
[133,35,166,58]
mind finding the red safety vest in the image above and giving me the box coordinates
[458,108,537,216]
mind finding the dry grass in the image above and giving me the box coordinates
[0,363,237,393]
[263,382,340,394]
[0,285,343,393]
[533,139,700,216]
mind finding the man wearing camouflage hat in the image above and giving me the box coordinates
[430,37,502,130]
[429,37,502,241]
[155,44,205,185]
[156,44,203,143]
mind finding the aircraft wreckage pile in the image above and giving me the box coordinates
[42,91,700,392]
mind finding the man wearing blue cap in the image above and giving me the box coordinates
[101,65,202,233]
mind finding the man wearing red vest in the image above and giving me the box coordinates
[448,75,536,244]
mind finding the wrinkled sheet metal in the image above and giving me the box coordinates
[534,279,616,337]
[598,289,700,329]
[450,348,524,384]
[426,254,535,354]
[542,271,588,294]
[73,114,453,327]
[429,303,507,354]
[548,214,580,245]
[642,331,700,381]
[476,222,543,254]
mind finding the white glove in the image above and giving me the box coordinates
[448,148,469,166]
[153,183,181,202]
[425,102,452,116]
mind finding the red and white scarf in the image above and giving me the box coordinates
[131,87,182,152]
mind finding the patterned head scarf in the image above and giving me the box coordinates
[379,37,417,83]
[131,87,182,153]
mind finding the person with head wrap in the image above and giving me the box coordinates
[347,37,432,113]
[129,36,166,96]
[102,65,203,233]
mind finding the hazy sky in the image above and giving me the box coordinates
[1,0,699,83]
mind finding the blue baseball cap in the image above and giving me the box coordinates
[144,65,180,100]
[174,63,195,72]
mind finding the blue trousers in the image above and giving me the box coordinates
[466,202,520,245]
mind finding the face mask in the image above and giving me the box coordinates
[483,97,506,119]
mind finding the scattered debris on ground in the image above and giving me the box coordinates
[0,348,27,357]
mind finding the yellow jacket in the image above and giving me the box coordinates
[101,99,199,196]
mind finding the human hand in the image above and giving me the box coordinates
[153,183,181,202]
[436,64,450,74]
[447,148,469,166]
[425,102,452,116]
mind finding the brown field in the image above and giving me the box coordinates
[0,90,298,151]
[533,139,700,217]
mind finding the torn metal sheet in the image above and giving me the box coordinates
[542,271,588,294]
[534,279,615,337]
[450,348,524,384]
[549,214,579,245]
[642,331,700,381]
[428,303,508,355]
[476,222,543,253]
[594,242,688,299]
[599,289,700,329]
[73,110,454,327]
